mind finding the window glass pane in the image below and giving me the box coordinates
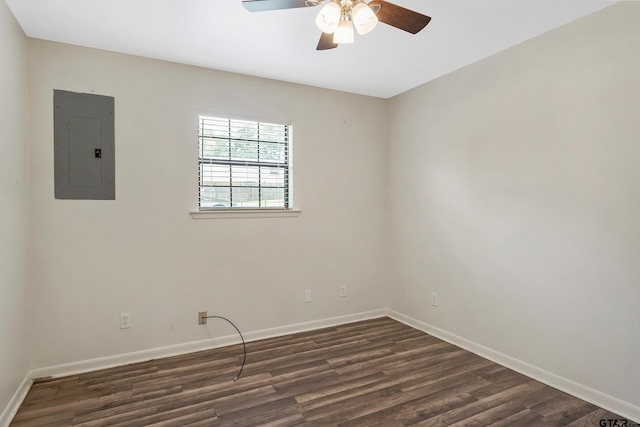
[201,164,230,186]
[259,123,288,142]
[231,165,259,187]
[200,186,230,208]
[201,137,229,159]
[201,118,231,138]
[230,139,258,161]
[231,187,260,208]
[230,120,258,141]
[199,119,217,138]
[259,141,286,163]
[260,166,285,186]
[261,188,285,208]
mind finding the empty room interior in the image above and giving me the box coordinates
[1,0,639,425]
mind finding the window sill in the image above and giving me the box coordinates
[190,208,301,220]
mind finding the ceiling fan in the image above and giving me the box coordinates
[242,0,431,50]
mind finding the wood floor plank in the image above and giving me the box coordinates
[71,387,183,424]
[302,370,494,424]
[10,317,634,426]
[293,372,388,404]
[536,394,603,425]
[489,409,543,427]
[216,397,300,427]
[106,400,218,427]
[445,400,529,427]
[566,407,629,426]
[336,392,477,426]
[10,410,75,427]
[12,390,133,424]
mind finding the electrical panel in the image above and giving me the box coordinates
[54,90,115,200]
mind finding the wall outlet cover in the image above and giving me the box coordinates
[120,312,131,329]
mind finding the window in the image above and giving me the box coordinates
[198,115,291,209]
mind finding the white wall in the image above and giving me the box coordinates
[0,0,29,417]
[389,1,640,412]
[27,40,390,368]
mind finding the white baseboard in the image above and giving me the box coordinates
[387,309,640,424]
[0,374,32,427]
[29,309,387,380]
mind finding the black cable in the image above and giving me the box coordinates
[204,315,246,381]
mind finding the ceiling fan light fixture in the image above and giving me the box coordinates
[333,15,354,44]
[351,2,378,35]
[315,1,341,34]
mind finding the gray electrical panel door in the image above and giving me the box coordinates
[54,90,115,200]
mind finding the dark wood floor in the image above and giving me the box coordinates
[11,317,631,426]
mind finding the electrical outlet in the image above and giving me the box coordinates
[431,293,438,307]
[120,312,131,329]
[198,311,207,325]
[340,285,347,298]
[305,290,312,303]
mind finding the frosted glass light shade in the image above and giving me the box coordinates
[333,18,354,44]
[351,2,378,34]
[315,2,341,34]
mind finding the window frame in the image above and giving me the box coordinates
[195,114,296,216]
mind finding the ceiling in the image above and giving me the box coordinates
[6,0,616,99]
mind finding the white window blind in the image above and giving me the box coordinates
[198,115,291,209]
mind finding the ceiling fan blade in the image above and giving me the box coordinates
[316,32,338,50]
[242,0,321,12]
[368,0,431,34]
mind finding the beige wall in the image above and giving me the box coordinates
[389,2,639,411]
[0,0,29,418]
[27,40,390,368]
